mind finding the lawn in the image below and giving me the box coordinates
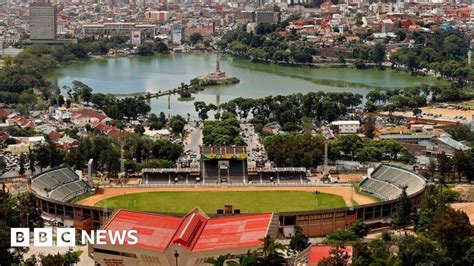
[95,191,346,213]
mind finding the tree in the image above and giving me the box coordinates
[204,254,230,266]
[0,186,41,265]
[134,124,145,136]
[28,149,35,174]
[452,150,470,182]
[260,236,287,265]
[169,115,186,135]
[189,33,203,45]
[18,153,25,175]
[391,188,413,231]
[264,134,325,168]
[397,235,448,266]
[194,101,212,121]
[155,41,169,53]
[289,229,310,252]
[427,159,437,180]
[432,207,473,262]
[325,229,358,244]
[227,250,259,266]
[72,80,93,104]
[350,221,370,238]
[371,43,386,68]
[363,116,376,139]
[412,108,422,117]
[137,42,154,56]
[0,156,6,172]
[437,152,453,183]
[15,193,44,230]
[63,250,80,265]
[318,245,351,266]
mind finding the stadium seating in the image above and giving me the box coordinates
[360,164,426,201]
[31,167,91,202]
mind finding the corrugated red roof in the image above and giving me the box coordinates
[171,212,207,248]
[193,213,273,251]
[308,245,353,265]
[74,109,107,121]
[48,131,62,142]
[103,210,273,252]
[103,210,182,251]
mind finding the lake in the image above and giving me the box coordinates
[49,53,441,118]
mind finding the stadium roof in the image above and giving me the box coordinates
[438,136,471,152]
[102,209,273,252]
[103,210,182,251]
[193,213,273,251]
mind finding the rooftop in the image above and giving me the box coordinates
[103,210,182,251]
[331,120,360,126]
[308,245,353,265]
[102,209,273,252]
[438,136,471,151]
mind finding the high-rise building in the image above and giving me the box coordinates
[171,25,183,45]
[29,3,57,41]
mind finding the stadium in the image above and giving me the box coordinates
[27,157,427,265]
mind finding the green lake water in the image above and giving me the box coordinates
[49,53,442,118]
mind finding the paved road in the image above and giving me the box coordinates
[184,123,202,154]
[241,123,265,162]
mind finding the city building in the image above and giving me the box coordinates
[294,245,353,265]
[89,209,277,266]
[29,3,57,41]
[437,136,472,156]
[256,10,279,24]
[82,23,156,38]
[331,120,361,134]
[145,11,170,23]
[171,25,184,45]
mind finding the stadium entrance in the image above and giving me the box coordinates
[200,146,248,183]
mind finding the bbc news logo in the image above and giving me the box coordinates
[11,228,138,247]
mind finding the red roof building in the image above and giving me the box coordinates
[294,244,353,266]
[90,121,125,138]
[90,209,276,265]
[7,115,35,128]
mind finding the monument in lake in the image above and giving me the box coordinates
[194,54,239,86]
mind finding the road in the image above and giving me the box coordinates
[241,123,266,162]
[180,123,203,166]
[184,123,202,154]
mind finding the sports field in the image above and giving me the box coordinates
[94,190,346,213]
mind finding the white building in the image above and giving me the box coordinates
[331,120,361,134]
[144,129,171,140]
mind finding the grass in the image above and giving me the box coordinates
[95,191,346,213]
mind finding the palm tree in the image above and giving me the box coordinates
[227,251,259,266]
[205,254,231,266]
[259,236,287,265]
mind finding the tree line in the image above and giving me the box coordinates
[218,92,362,131]
[203,113,244,146]
[365,85,471,112]
[217,23,316,64]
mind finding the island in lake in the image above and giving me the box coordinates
[194,54,240,86]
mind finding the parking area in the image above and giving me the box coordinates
[240,123,267,165]
[179,123,202,167]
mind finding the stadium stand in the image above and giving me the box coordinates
[31,167,91,202]
[360,164,426,201]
